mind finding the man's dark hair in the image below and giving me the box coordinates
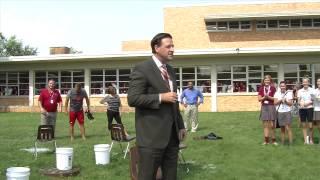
[151,33,172,54]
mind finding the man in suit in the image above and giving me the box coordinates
[128,33,187,180]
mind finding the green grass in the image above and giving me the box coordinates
[1,112,320,180]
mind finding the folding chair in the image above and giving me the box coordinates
[110,124,135,159]
[129,146,162,180]
[179,143,190,173]
[34,125,57,159]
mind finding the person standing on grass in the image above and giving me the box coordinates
[312,78,320,144]
[127,33,186,180]
[258,75,277,145]
[298,77,314,144]
[65,83,90,141]
[100,86,124,131]
[180,81,203,132]
[274,81,293,145]
[38,79,62,134]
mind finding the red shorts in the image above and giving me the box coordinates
[69,111,84,126]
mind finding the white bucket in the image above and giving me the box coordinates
[94,144,111,165]
[6,167,30,180]
[56,148,73,170]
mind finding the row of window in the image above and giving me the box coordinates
[1,64,319,96]
[0,71,29,96]
[205,17,320,32]
[35,70,84,95]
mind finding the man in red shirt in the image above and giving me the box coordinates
[38,79,62,133]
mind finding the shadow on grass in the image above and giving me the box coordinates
[178,162,209,179]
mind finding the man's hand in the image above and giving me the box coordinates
[40,108,47,114]
[160,92,178,103]
[179,129,187,141]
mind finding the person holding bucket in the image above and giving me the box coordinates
[65,83,90,141]
[274,81,293,145]
[100,86,124,131]
[258,75,277,145]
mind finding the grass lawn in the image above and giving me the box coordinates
[1,111,320,180]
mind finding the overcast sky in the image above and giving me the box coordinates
[0,0,318,55]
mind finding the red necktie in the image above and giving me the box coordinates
[160,65,170,89]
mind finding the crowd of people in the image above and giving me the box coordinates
[36,32,320,179]
[258,75,320,145]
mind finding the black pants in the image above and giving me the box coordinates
[107,110,122,130]
[138,125,179,180]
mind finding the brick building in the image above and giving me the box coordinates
[1,1,320,112]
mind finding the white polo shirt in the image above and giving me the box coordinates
[313,88,320,111]
[297,87,314,109]
[274,91,293,112]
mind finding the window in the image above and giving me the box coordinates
[217,65,232,93]
[90,68,131,95]
[217,21,228,31]
[279,19,289,28]
[182,68,195,88]
[290,19,301,28]
[61,70,84,94]
[313,19,320,27]
[256,18,320,30]
[205,21,217,31]
[91,70,103,95]
[229,21,240,30]
[175,66,211,93]
[284,64,312,90]
[197,67,211,93]
[256,20,267,29]
[174,68,181,92]
[205,20,251,32]
[119,69,131,94]
[217,65,278,93]
[240,21,251,30]
[0,71,29,96]
[248,66,262,92]
[267,20,278,28]
[302,19,312,27]
[35,70,84,95]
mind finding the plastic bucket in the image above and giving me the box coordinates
[94,144,110,165]
[6,167,30,180]
[56,148,73,170]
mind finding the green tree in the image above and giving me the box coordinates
[0,32,37,57]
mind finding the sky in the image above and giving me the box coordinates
[0,0,318,55]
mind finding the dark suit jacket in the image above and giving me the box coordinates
[127,59,185,149]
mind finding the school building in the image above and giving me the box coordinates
[1,1,320,112]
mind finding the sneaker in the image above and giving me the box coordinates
[191,130,196,133]
[272,142,278,146]
[262,142,268,145]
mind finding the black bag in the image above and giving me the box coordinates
[85,110,94,120]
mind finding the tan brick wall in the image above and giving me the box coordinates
[0,97,28,106]
[164,2,320,50]
[217,95,260,112]
[2,96,214,112]
[122,40,150,52]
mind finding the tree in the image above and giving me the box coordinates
[0,32,37,57]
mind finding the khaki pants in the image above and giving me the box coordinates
[40,112,57,132]
[184,105,198,131]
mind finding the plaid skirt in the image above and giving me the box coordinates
[314,111,320,121]
[260,105,276,121]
